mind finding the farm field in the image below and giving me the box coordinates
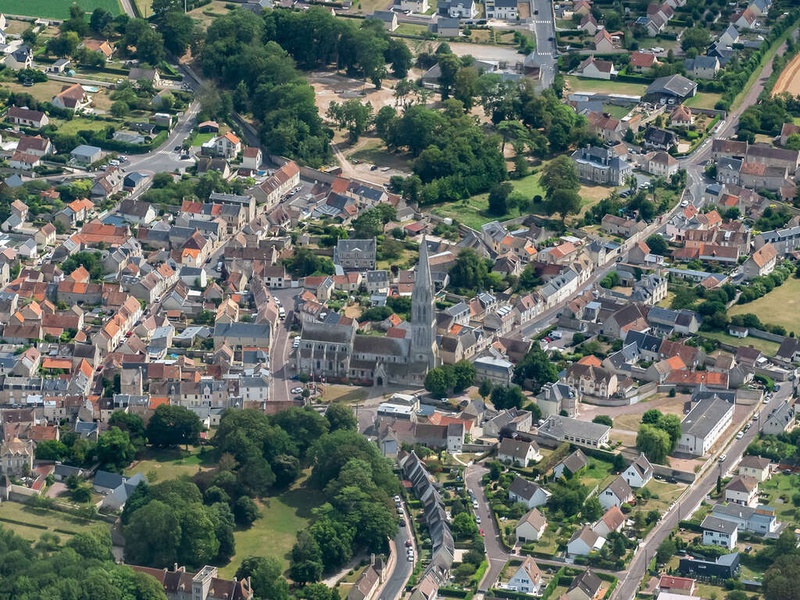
[0,0,121,19]
[0,501,109,542]
[563,76,647,97]
[219,483,324,578]
[729,277,800,335]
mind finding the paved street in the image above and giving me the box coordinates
[527,0,557,87]
[382,509,414,600]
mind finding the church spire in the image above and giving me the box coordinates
[411,236,439,369]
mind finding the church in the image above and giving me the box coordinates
[297,240,440,386]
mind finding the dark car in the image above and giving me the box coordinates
[548,36,554,41]
[534,9,538,13]
[174,145,181,151]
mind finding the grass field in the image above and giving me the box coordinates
[0,0,121,18]
[602,104,631,119]
[699,331,780,356]
[125,446,213,482]
[393,23,428,37]
[321,384,369,404]
[220,482,324,578]
[56,118,114,135]
[564,76,647,97]
[0,501,109,543]
[348,139,412,172]
[431,173,545,230]
[729,277,800,335]
[133,0,151,17]
[685,93,722,110]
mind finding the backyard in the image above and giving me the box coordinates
[728,276,800,335]
[699,331,779,356]
[0,501,110,543]
[56,117,116,136]
[219,479,324,578]
[0,0,121,18]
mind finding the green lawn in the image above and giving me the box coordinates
[757,473,799,522]
[430,173,545,230]
[564,76,647,97]
[602,104,631,119]
[220,483,324,578]
[581,457,615,492]
[635,480,685,515]
[393,23,428,36]
[0,501,109,543]
[0,0,121,18]
[189,131,216,146]
[125,446,213,483]
[729,276,800,336]
[57,118,115,135]
[685,93,722,110]
[698,331,780,357]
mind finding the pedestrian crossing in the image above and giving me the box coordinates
[531,19,551,24]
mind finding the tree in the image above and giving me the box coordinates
[237,556,290,600]
[291,531,324,585]
[513,345,558,392]
[96,427,136,471]
[233,496,261,527]
[124,500,182,566]
[636,424,671,464]
[109,411,146,442]
[146,405,202,448]
[386,38,412,78]
[437,53,461,100]
[158,11,197,57]
[547,189,582,221]
[645,234,669,256]
[656,538,677,564]
[479,379,493,400]
[452,360,476,393]
[641,409,663,425]
[658,414,682,452]
[425,367,454,398]
[451,512,479,539]
[488,182,513,216]
[763,554,800,600]
[327,99,374,143]
[67,528,112,561]
[90,8,113,35]
[490,385,526,410]
[453,66,480,111]
[325,403,357,432]
[540,155,580,199]
[582,496,603,521]
[111,101,130,118]
[681,27,711,53]
[592,415,613,427]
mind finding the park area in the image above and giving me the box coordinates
[0,501,110,543]
[219,478,324,578]
[125,446,214,482]
[729,277,800,336]
[0,0,121,18]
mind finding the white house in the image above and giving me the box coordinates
[497,438,541,466]
[400,0,429,11]
[622,454,654,488]
[737,456,771,482]
[761,401,794,436]
[742,243,778,281]
[553,449,588,479]
[598,476,634,510]
[516,508,547,543]
[241,146,262,170]
[567,525,605,556]
[507,557,542,594]
[592,505,626,538]
[508,476,551,509]
[724,475,759,507]
[701,515,738,550]
[447,422,464,454]
[575,56,618,80]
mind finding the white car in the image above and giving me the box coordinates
[736,431,744,439]
[291,387,304,394]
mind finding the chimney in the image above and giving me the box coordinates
[173,563,178,572]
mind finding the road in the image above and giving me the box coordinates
[526,0,558,87]
[126,100,200,174]
[267,288,300,404]
[382,509,414,600]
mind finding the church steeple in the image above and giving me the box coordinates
[411,237,439,369]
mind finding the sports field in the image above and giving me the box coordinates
[0,0,121,19]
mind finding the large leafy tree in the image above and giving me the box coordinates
[146,405,202,448]
[636,424,671,464]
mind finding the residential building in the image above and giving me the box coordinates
[594,29,615,52]
[552,449,588,479]
[622,453,654,488]
[5,45,33,70]
[565,570,604,600]
[724,475,759,506]
[516,508,547,542]
[508,475,551,508]
[334,238,377,270]
[738,455,770,482]
[6,106,49,128]
[643,127,677,151]
[485,0,519,20]
[701,515,738,549]
[0,438,34,476]
[255,161,300,208]
[598,476,634,510]
[474,355,513,386]
[571,146,632,185]
[629,51,660,73]
[575,56,618,80]
[711,503,779,536]
[400,0,429,12]
[497,438,541,466]
[657,576,696,596]
[438,0,477,17]
[679,553,740,579]
[370,10,398,31]
[645,151,680,177]
[565,361,618,399]
[592,505,626,537]
[684,55,720,79]
[644,74,698,102]
[762,401,794,436]
[507,557,542,594]
[52,83,89,112]
[566,525,604,556]
[670,105,694,128]
[677,395,734,456]
[71,145,102,165]
[741,242,777,280]
[129,565,253,600]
